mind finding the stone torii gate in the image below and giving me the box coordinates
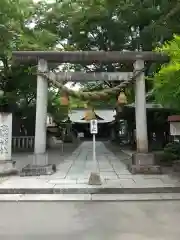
[12,51,168,175]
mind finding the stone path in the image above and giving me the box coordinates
[0,141,180,194]
[52,141,131,183]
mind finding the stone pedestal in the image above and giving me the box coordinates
[20,153,56,177]
[129,153,161,174]
[173,160,180,172]
[0,160,18,176]
[32,153,48,165]
[88,172,102,185]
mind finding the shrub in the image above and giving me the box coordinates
[161,142,180,164]
[164,142,180,156]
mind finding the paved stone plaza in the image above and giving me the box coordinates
[0,141,180,195]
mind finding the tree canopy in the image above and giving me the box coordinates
[35,0,180,100]
[37,0,180,51]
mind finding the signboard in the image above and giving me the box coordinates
[90,120,98,134]
[170,122,180,136]
[0,113,12,161]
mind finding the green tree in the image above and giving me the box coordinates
[0,0,65,134]
[0,0,56,103]
[153,35,180,109]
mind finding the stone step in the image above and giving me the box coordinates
[0,185,180,194]
[1,193,180,202]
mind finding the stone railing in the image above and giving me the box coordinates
[12,136,35,152]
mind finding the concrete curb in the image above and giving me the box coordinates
[0,193,180,202]
[0,186,180,194]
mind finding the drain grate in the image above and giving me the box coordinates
[20,164,56,177]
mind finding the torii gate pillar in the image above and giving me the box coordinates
[129,59,161,174]
[134,59,148,153]
[34,59,48,155]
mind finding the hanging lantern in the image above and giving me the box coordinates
[117,91,127,105]
[84,107,96,121]
[60,92,69,106]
